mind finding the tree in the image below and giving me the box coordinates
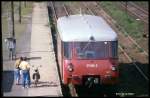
[11,1,16,60]
[24,1,26,7]
[11,1,15,38]
[19,1,21,23]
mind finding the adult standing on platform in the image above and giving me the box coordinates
[14,57,23,85]
[5,37,16,60]
[19,57,31,88]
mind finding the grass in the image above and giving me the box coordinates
[138,48,144,53]
[64,1,79,5]
[134,1,148,10]
[2,2,33,34]
[2,2,33,60]
[2,2,33,33]
[132,44,137,49]
[2,17,9,53]
[120,44,125,50]
[99,2,144,40]
[2,2,33,17]
[21,2,33,16]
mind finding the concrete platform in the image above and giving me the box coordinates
[28,2,62,96]
[3,2,62,97]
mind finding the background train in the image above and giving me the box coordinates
[56,14,119,86]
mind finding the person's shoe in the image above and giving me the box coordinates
[26,86,30,88]
[22,87,25,89]
[15,81,19,85]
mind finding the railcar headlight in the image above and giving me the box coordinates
[67,63,74,72]
[111,66,117,71]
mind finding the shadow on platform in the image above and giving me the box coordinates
[30,81,58,88]
[2,71,14,92]
[3,56,42,62]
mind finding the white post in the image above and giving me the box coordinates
[80,8,82,15]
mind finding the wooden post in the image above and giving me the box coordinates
[11,1,15,38]
[7,2,12,37]
[11,1,16,60]
[19,1,21,23]
[24,1,26,7]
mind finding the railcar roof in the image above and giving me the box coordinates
[57,15,117,42]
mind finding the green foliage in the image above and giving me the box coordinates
[100,2,144,39]
[21,2,33,16]
[139,48,144,53]
[135,1,148,10]
[132,44,137,49]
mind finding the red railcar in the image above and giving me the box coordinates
[56,15,119,86]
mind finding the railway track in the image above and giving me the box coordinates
[48,2,78,97]
[81,2,148,81]
[66,2,148,96]
[48,1,148,97]
[99,2,149,54]
[118,1,149,38]
[97,2,149,58]
[49,2,111,97]
[119,2,148,24]
[80,2,149,96]
[89,2,148,59]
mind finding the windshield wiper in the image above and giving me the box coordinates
[81,36,95,52]
[82,42,91,52]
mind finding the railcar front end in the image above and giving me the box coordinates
[62,41,119,85]
[56,15,119,86]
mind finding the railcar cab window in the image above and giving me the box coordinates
[75,41,118,59]
[63,42,72,59]
[111,41,118,58]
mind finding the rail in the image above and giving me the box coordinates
[119,2,148,24]
[49,2,78,97]
[98,2,148,56]
[82,2,149,81]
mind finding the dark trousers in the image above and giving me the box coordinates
[9,48,16,60]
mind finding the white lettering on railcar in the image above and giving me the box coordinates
[86,64,98,68]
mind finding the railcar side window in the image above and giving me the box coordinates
[64,42,72,59]
[111,41,118,58]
